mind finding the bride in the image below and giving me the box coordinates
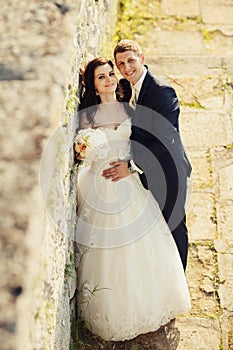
[75,57,191,341]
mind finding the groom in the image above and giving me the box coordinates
[102,39,192,270]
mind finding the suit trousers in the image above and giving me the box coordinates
[140,168,189,271]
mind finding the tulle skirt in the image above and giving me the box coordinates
[76,166,190,341]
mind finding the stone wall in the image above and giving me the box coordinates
[0,1,117,349]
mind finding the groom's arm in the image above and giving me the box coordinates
[102,160,130,182]
[150,83,180,131]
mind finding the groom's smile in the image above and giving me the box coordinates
[115,51,145,85]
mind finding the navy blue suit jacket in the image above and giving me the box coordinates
[120,69,192,198]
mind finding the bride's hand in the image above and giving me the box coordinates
[102,161,129,182]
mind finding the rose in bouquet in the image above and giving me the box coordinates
[74,128,110,162]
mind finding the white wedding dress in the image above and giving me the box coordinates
[76,117,191,341]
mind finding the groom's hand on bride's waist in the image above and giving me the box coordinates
[102,161,130,182]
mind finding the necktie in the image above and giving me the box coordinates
[129,86,137,109]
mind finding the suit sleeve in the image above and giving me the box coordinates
[151,85,180,131]
[131,84,180,171]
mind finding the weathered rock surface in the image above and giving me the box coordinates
[0,0,117,349]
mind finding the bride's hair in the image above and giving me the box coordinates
[79,58,123,125]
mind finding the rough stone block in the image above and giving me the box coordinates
[150,31,204,55]
[179,111,232,148]
[218,163,233,201]
[220,310,233,350]
[218,253,233,311]
[175,317,220,349]
[200,96,224,110]
[187,150,213,192]
[166,77,222,108]
[215,201,233,253]
[0,0,118,349]
[147,55,232,78]
[186,192,216,242]
[186,244,220,319]
[206,33,233,55]
[201,4,233,24]
[161,0,199,17]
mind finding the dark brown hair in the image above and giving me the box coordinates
[114,40,142,60]
[79,58,123,125]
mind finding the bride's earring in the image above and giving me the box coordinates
[95,90,99,96]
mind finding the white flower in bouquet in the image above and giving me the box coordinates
[74,128,110,162]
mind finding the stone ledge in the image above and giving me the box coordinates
[147,55,233,78]
[180,110,232,148]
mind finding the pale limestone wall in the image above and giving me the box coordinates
[0,1,117,349]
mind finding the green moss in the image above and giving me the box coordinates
[219,342,224,350]
[180,100,205,109]
[210,205,218,225]
[34,307,43,320]
[113,0,158,44]
[196,16,203,24]
[45,298,56,333]
[225,143,233,149]
[63,84,80,126]
[70,314,100,349]
[70,316,86,350]
[201,29,214,42]
[64,251,76,278]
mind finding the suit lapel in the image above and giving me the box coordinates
[137,70,153,105]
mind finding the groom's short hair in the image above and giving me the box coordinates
[114,40,142,59]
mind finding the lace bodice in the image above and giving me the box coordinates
[89,118,131,175]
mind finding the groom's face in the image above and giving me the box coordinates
[115,50,145,85]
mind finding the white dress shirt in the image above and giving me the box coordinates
[129,67,147,174]
[130,66,147,102]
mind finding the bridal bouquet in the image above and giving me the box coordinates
[74,128,110,162]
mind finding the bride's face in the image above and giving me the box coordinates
[94,64,118,96]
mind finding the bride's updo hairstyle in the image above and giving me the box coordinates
[79,58,123,125]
